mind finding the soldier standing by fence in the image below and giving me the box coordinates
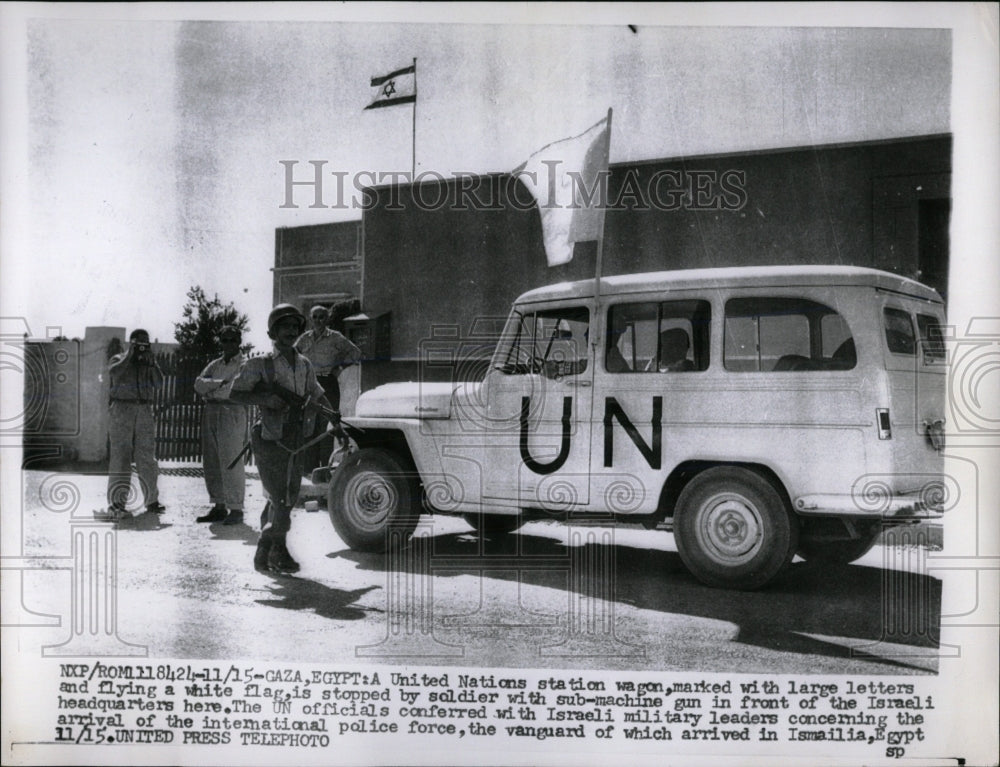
[193,326,248,525]
[230,305,334,574]
[98,329,165,521]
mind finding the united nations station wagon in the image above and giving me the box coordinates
[328,266,948,589]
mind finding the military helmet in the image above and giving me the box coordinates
[267,304,306,337]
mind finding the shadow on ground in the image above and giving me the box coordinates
[208,520,258,543]
[334,525,940,672]
[255,581,380,621]
[119,511,173,532]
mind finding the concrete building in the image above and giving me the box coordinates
[275,134,951,390]
[272,220,362,313]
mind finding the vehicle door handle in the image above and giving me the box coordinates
[564,379,591,387]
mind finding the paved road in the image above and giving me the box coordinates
[15,467,941,675]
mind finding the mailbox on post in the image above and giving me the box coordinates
[344,311,391,363]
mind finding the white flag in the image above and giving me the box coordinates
[512,116,610,266]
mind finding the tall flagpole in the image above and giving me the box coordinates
[411,58,417,178]
[594,107,613,301]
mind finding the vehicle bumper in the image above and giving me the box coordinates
[793,492,945,519]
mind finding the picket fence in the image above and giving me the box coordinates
[151,350,258,463]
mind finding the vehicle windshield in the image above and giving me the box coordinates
[492,308,526,371]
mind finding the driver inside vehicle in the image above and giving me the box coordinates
[539,320,588,378]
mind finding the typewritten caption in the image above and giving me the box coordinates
[52,662,934,758]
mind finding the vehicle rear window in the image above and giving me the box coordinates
[883,308,916,355]
[724,297,856,372]
[916,314,947,364]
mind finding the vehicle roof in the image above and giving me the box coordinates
[516,265,943,304]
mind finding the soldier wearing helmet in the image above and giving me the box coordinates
[230,304,335,574]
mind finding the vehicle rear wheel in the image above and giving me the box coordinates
[797,524,881,565]
[463,512,523,536]
[327,448,420,552]
[673,467,798,590]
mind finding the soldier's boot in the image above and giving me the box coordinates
[197,504,227,523]
[253,537,273,573]
[95,504,130,522]
[267,536,300,574]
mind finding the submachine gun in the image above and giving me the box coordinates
[253,379,342,426]
[227,381,353,472]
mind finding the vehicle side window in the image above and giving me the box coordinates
[606,300,710,373]
[916,313,947,364]
[724,297,856,372]
[497,306,589,377]
[821,313,853,357]
[883,308,916,355]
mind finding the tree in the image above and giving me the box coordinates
[329,298,361,333]
[173,286,252,360]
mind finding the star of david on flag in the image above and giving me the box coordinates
[364,63,417,110]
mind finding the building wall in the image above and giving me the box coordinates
[273,220,362,314]
[20,328,189,465]
[273,135,951,389]
[604,135,951,283]
[21,327,130,464]
[359,134,951,387]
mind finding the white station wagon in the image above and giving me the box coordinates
[329,266,947,589]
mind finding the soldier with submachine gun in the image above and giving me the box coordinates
[229,304,342,575]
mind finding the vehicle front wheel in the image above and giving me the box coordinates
[673,467,798,590]
[463,512,523,536]
[327,448,420,552]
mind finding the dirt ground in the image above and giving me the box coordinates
[10,463,943,675]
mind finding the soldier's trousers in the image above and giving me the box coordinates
[107,401,159,508]
[251,422,303,538]
[201,403,248,510]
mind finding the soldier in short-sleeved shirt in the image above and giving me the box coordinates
[230,304,332,575]
[295,305,361,472]
[101,329,164,520]
[193,326,248,525]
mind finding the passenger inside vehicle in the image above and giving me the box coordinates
[654,328,695,372]
[605,345,631,373]
[829,338,856,368]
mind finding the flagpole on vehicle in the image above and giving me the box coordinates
[593,107,613,302]
[411,58,417,178]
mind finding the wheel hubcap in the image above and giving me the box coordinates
[697,494,763,565]
[345,470,397,531]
